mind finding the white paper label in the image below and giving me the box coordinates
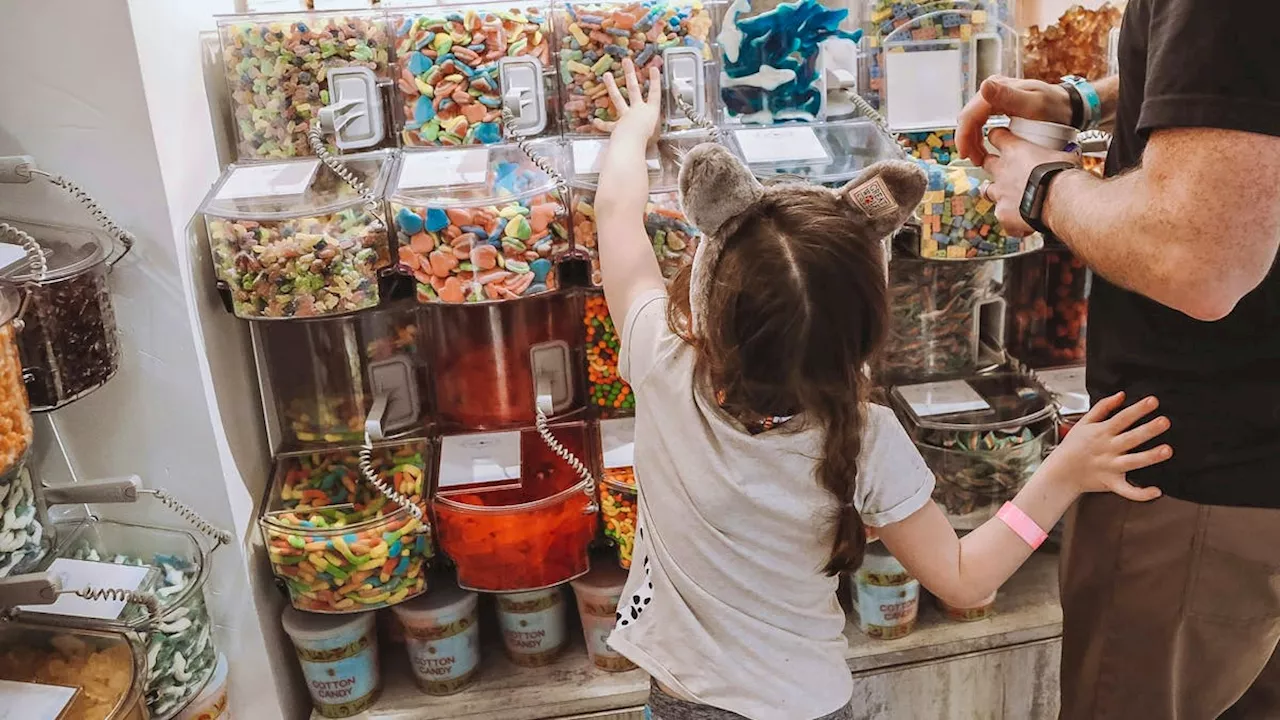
[0,680,77,720]
[571,139,661,175]
[439,432,522,489]
[1037,366,1089,416]
[20,559,151,621]
[898,380,990,418]
[398,149,490,190]
[733,127,829,164]
[216,160,320,201]
[600,417,636,470]
[884,47,964,132]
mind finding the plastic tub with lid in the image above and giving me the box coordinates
[174,652,228,720]
[570,562,637,671]
[433,420,598,592]
[852,541,919,640]
[889,372,1055,529]
[936,589,996,622]
[567,135,703,287]
[388,145,571,304]
[0,218,124,410]
[390,0,559,148]
[724,119,902,189]
[1002,247,1090,369]
[252,301,428,451]
[0,621,148,720]
[260,437,433,613]
[426,289,583,430]
[282,607,382,718]
[596,417,637,569]
[495,585,567,666]
[391,573,481,695]
[199,151,395,319]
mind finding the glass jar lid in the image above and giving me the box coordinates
[0,218,108,284]
[890,371,1055,433]
[199,150,393,221]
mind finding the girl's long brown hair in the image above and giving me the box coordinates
[668,188,888,575]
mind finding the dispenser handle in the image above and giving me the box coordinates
[365,394,389,443]
[43,476,141,506]
[0,571,61,609]
[499,57,548,137]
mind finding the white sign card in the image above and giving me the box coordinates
[1036,366,1090,416]
[571,139,661,174]
[898,379,991,418]
[439,431,523,491]
[216,160,320,201]
[398,148,490,190]
[600,417,636,470]
[884,47,964,132]
[732,126,829,164]
[18,559,151,621]
[0,680,78,720]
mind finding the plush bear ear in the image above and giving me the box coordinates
[678,143,765,238]
[834,160,927,238]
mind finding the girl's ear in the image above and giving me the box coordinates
[834,160,928,238]
[678,143,764,238]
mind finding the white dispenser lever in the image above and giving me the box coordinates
[500,57,548,136]
[317,66,386,151]
[663,47,704,127]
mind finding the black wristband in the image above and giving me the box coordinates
[1060,82,1085,131]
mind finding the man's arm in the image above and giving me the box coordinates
[1043,127,1280,321]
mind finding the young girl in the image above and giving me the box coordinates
[592,61,1172,720]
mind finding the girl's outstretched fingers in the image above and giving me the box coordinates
[1108,478,1163,503]
[1104,395,1159,432]
[1080,391,1125,424]
[1118,444,1174,473]
[603,71,627,113]
[1115,414,1170,451]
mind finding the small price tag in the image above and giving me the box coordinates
[216,160,320,201]
[600,417,636,470]
[1037,367,1089,416]
[20,559,151,621]
[439,432,523,492]
[571,139,661,175]
[0,680,78,720]
[732,127,829,164]
[398,149,490,190]
[898,380,991,418]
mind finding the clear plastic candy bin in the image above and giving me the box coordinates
[218,9,394,161]
[1022,3,1123,84]
[724,119,902,188]
[909,161,1043,260]
[252,301,427,451]
[201,152,394,319]
[1,218,124,410]
[890,372,1055,530]
[596,417,637,569]
[1002,245,1090,369]
[0,284,38,577]
[433,421,598,592]
[0,621,148,720]
[391,1,558,147]
[389,145,571,304]
[583,293,632,416]
[568,136,703,286]
[260,438,433,614]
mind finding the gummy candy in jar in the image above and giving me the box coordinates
[596,416,638,569]
[1022,3,1123,83]
[583,293,634,415]
[0,621,148,720]
[1002,247,1090,369]
[912,161,1043,260]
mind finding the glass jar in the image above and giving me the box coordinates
[1022,3,1124,84]
[583,293,632,416]
[390,1,557,148]
[0,219,123,411]
[259,438,433,613]
[388,145,571,304]
[200,152,395,320]
[878,256,1003,386]
[433,422,597,592]
[426,291,583,430]
[253,301,427,451]
[1002,247,1090,369]
[596,416,637,569]
[0,621,148,720]
[217,9,394,161]
[725,119,903,188]
[1036,364,1088,443]
[890,372,1055,529]
[910,161,1042,260]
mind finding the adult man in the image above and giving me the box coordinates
[955,1,1280,717]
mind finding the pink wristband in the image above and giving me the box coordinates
[997,502,1048,550]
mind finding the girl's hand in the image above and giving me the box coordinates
[1044,392,1172,502]
[592,59,662,141]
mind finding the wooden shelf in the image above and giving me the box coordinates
[333,553,1063,720]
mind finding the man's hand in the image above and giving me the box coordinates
[979,128,1079,236]
[957,76,1073,165]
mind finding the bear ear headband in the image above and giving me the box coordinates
[678,143,928,335]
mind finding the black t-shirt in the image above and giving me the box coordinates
[1092,0,1280,505]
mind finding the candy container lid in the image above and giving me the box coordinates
[0,620,148,720]
[567,134,714,192]
[570,562,628,595]
[856,542,909,578]
[392,574,478,621]
[0,217,110,284]
[497,585,561,605]
[199,151,394,221]
[388,144,566,207]
[725,119,902,185]
[282,605,377,642]
[889,372,1055,433]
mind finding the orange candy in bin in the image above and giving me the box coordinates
[599,468,637,569]
[434,422,598,593]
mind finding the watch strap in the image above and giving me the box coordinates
[1061,75,1101,130]
[1020,161,1077,236]
[1060,81,1085,131]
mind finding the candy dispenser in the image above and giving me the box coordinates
[1002,247,1090,369]
[905,160,1042,260]
[583,293,632,416]
[259,437,433,613]
[200,151,395,320]
[0,283,39,577]
[388,144,571,304]
[596,417,637,568]
[890,372,1055,529]
[426,290,582,429]
[724,118,902,187]
[251,301,427,451]
[433,421,598,592]
[555,0,717,135]
[1022,4,1124,84]
[0,219,124,411]
[390,1,559,147]
[217,9,394,161]
[0,621,148,720]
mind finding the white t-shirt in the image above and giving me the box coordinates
[608,290,935,720]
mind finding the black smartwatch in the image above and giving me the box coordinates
[1019,161,1077,237]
